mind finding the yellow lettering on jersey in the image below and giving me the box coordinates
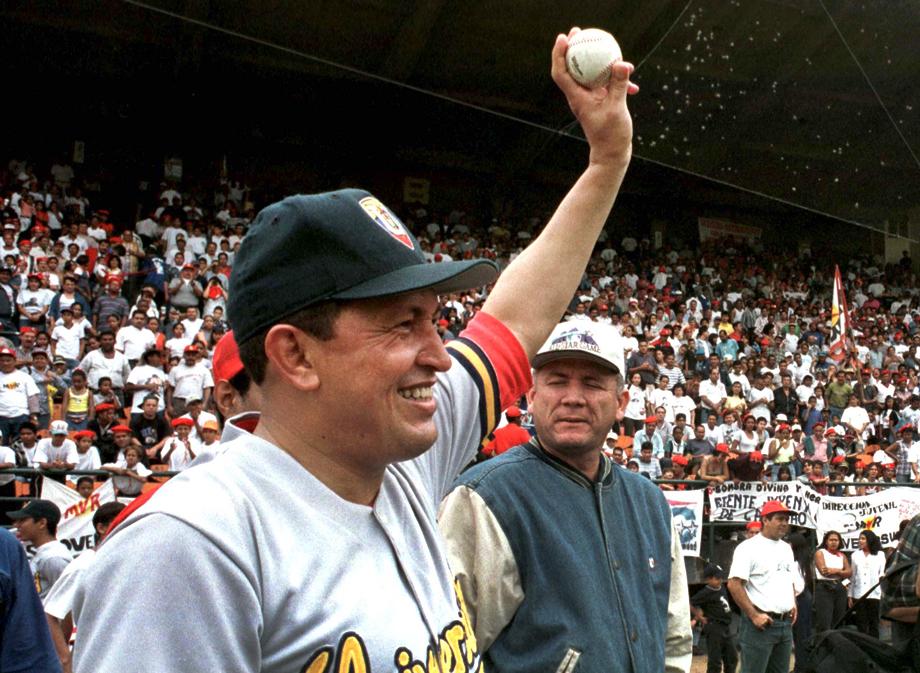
[301,647,332,673]
[336,634,369,673]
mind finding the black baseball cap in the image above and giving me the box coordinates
[228,189,499,344]
[8,499,61,528]
[703,563,725,579]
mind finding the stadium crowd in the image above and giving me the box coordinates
[2,154,920,673]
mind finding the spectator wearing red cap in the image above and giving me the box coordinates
[481,406,531,459]
[633,414,665,459]
[728,500,798,673]
[166,345,213,417]
[161,418,199,471]
[87,402,120,464]
[72,429,101,477]
[728,449,765,482]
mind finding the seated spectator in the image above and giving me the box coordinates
[102,445,150,496]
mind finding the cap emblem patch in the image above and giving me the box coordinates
[359,196,414,250]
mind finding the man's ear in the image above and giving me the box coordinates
[262,325,321,393]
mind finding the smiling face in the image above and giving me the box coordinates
[527,358,625,463]
[305,290,452,471]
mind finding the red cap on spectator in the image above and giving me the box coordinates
[27,273,41,281]
[0,347,15,358]
[183,344,199,353]
[111,424,132,434]
[645,415,657,424]
[74,430,96,439]
[746,521,762,531]
[505,406,522,419]
[19,326,35,334]
[900,424,914,433]
[749,450,764,462]
[831,455,846,465]
[715,443,730,453]
[437,319,449,327]
[761,500,792,518]
[825,428,837,437]
[171,417,194,428]
[777,423,790,431]
[212,330,244,383]
[94,402,115,412]
[813,421,825,428]
[19,239,31,247]
[671,454,689,466]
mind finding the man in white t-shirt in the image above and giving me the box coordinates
[115,311,157,365]
[727,500,798,673]
[748,374,775,423]
[179,396,218,443]
[166,345,214,416]
[35,421,79,473]
[51,306,85,365]
[0,345,40,441]
[124,348,167,416]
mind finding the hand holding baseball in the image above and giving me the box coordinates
[551,27,638,167]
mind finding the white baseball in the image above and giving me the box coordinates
[565,28,623,89]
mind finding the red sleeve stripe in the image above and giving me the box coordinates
[458,311,532,411]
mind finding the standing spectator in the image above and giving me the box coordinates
[123,347,166,418]
[0,265,18,339]
[626,337,659,388]
[0,345,40,441]
[728,500,798,673]
[9,500,71,602]
[748,373,775,424]
[50,306,85,367]
[87,402,119,464]
[166,346,213,417]
[16,273,52,330]
[848,529,886,638]
[825,371,853,423]
[78,331,131,406]
[167,264,203,312]
[813,530,851,633]
[699,366,727,424]
[23,350,63,430]
[91,278,128,328]
[884,424,918,483]
[622,371,649,435]
[691,563,738,673]
[0,526,62,673]
[114,311,156,366]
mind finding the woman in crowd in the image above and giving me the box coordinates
[847,530,886,638]
[622,372,648,437]
[813,530,852,633]
[877,395,900,445]
[731,413,760,454]
[723,380,748,418]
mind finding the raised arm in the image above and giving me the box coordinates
[481,29,637,358]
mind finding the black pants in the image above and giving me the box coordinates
[792,587,813,673]
[813,581,848,632]
[703,620,737,673]
[852,598,879,638]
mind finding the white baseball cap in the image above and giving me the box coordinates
[532,322,622,375]
[50,420,69,435]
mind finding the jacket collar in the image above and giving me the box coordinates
[522,437,613,489]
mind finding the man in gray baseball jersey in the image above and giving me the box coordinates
[73,30,640,673]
